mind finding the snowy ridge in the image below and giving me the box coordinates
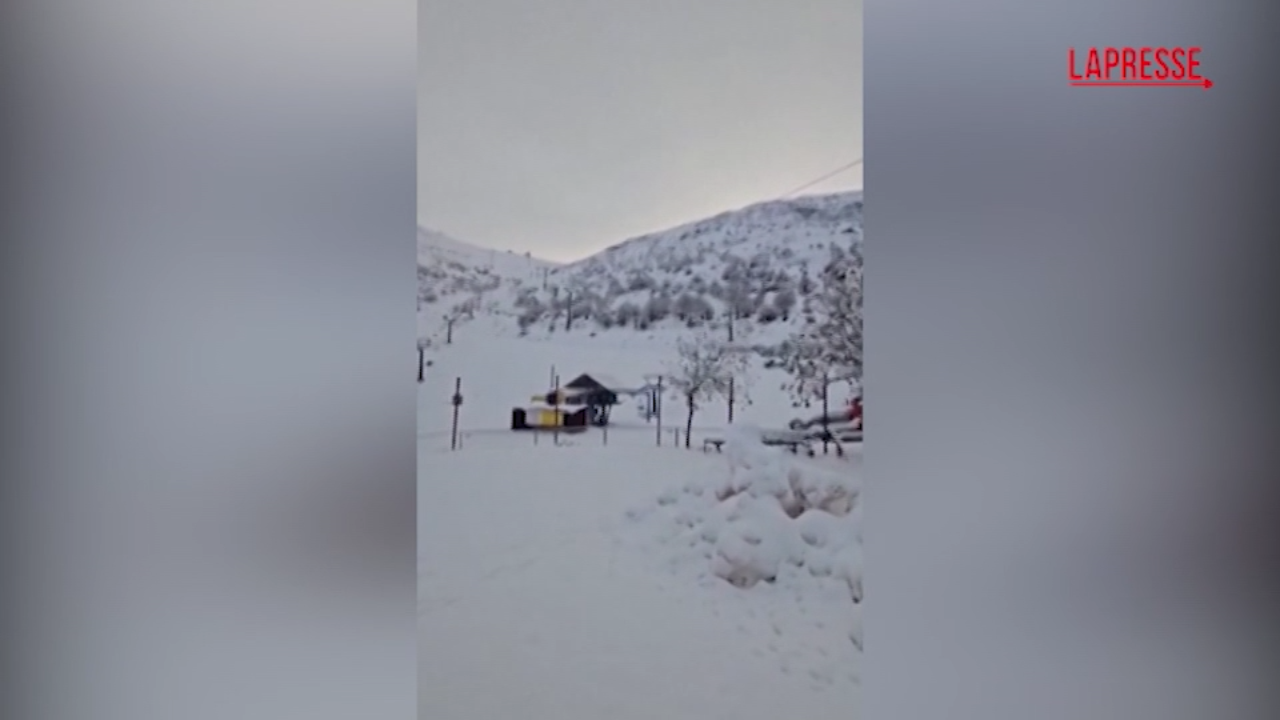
[563,191,861,279]
[416,228,556,344]
[417,191,862,347]
[417,227,559,276]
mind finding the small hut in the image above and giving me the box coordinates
[560,373,622,426]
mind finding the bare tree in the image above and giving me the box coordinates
[665,332,750,448]
[780,336,827,408]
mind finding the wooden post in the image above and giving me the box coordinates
[728,377,735,424]
[821,373,830,455]
[553,374,561,446]
[565,292,573,332]
[655,376,663,447]
[450,377,463,451]
[418,345,425,383]
[446,318,454,345]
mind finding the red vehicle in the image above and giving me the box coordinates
[847,395,863,429]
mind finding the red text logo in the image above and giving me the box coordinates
[1068,46,1212,89]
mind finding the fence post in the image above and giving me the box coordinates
[655,376,664,447]
[553,374,561,446]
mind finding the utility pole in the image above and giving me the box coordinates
[446,317,454,345]
[565,292,573,332]
[418,344,425,383]
[450,377,463,451]
[727,312,735,424]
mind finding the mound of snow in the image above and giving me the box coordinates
[709,492,804,588]
[719,424,861,517]
[630,425,863,651]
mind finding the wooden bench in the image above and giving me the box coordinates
[705,436,809,455]
[761,437,815,456]
[705,434,839,457]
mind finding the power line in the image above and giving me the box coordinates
[780,158,863,199]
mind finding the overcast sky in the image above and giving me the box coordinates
[418,0,862,263]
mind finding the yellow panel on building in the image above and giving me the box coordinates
[534,409,563,426]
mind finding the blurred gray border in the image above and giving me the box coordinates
[866,1,1279,718]
[2,1,1277,719]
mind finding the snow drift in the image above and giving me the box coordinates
[633,424,863,650]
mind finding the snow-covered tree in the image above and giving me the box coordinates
[781,240,862,405]
[772,287,797,320]
[615,301,642,328]
[644,292,672,323]
[665,333,750,448]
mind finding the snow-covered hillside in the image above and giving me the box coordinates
[416,227,557,344]
[417,191,863,351]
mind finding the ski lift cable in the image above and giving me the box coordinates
[780,158,864,199]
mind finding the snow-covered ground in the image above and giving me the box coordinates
[419,319,862,718]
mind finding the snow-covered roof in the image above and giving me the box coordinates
[585,372,625,390]
[566,372,628,391]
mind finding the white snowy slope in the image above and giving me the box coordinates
[417,191,863,350]
[416,227,560,343]
[418,316,862,719]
